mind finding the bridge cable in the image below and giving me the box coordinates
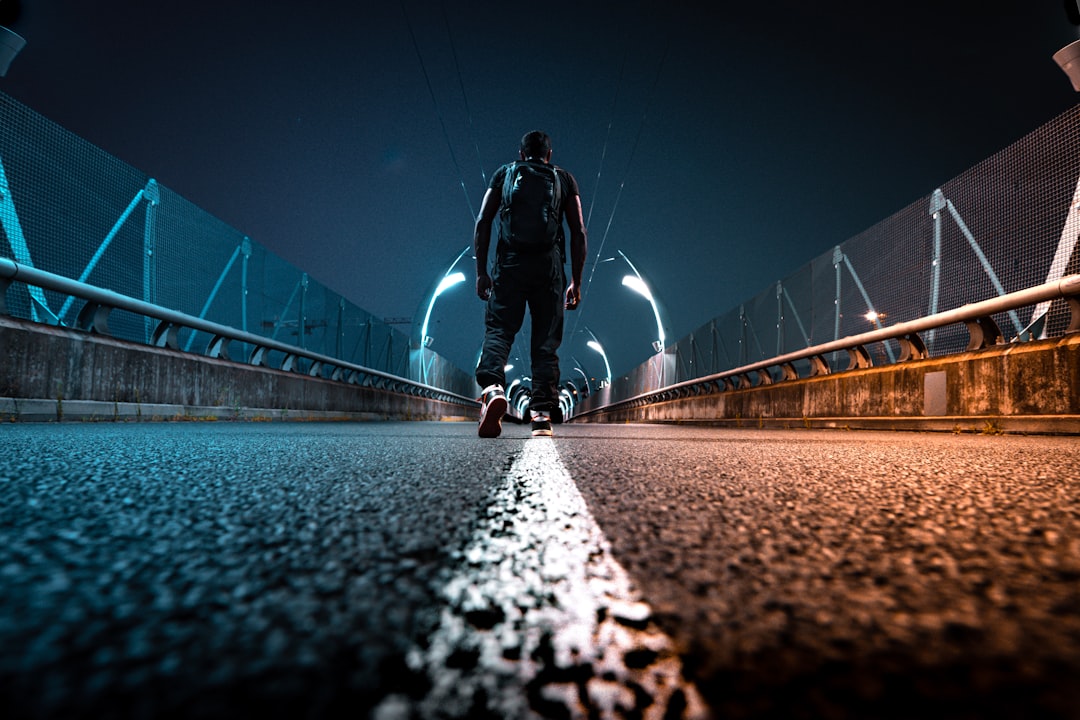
[584,53,625,234]
[400,0,476,221]
[441,2,488,189]
[569,52,625,343]
[571,30,671,343]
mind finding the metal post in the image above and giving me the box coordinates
[927,190,945,350]
[337,298,345,359]
[0,154,57,323]
[184,243,242,352]
[59,184,151,323]
[841,252,896,363]
[241,237,251,334]
[945,199,1024,336]
[781,285,812,347]
[776,281,784,357]
[142,179,159,342]
[1029,174,1080,338]
[299,273,309,351]
[739,304,747,366]
[832,246,843,344]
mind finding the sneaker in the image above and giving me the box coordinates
[530,410,553,437]
[478,384,508,438]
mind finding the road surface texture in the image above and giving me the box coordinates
[0,421,1077,719]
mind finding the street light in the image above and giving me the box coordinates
[586,340,612,387]
[420,271,466,347]
[419,245,471,349]
[1056,1,1080,90]
[415,246,470,382]
[0,26,25,77]
[618,251,665,354]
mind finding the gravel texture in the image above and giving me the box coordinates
[1,421,1078,719]
[557,426,1080,719]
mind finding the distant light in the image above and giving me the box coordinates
[621,274,666,350]
[504,364,513,372]
[434,272,466,298]
[420,271,466,347]
[587,340,612,385]
[621,275,652,301]
[865,310,886,322]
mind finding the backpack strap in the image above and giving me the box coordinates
[499,162,517,214]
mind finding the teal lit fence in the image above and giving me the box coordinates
[0,92,475,398]
[589,104,1080,407]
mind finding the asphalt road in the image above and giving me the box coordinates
[1,421,1078,719]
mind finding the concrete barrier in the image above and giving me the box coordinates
[0,316,478,423]
[572,333,1080,435]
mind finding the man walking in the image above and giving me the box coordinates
[473,131,587,438]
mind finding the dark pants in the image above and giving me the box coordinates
[476,249,565,413]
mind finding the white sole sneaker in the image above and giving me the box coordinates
[478,394,508,438]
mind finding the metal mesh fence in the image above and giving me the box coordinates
[609,103,1080,401]
[0,91,475,399]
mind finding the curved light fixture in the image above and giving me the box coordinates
[420,271,465,347]
[419,245,471,349]
[587,340,612,386]
[618,251,666,354]
[415,246,470,383]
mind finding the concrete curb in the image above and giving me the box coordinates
[0,397,476,424]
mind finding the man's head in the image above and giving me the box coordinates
[520,131,552,162]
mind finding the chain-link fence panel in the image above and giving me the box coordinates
[0,92,475,399]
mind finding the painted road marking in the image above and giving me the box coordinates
[376,438,710,719]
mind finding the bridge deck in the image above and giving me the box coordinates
[2,421,1077,718]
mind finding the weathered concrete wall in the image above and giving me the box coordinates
[0,316,478,423]
[574,333,1080,435]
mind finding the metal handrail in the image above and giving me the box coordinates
[0,257,478,408]
[574,274,1080,418]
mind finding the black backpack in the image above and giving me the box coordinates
[498,161,564,252]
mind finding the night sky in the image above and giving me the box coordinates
[2,1,1077,379]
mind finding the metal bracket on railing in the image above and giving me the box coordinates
[808,355,831,376]
[307,361,323,378]
[249,346,269,367]
[207,335,231,360]
[735,373,752,390]
[151,321,180,350]
[1069,296,1080,333]
[75,301,112,335]
[897,333,929,362]
[965,316,1003,350]
[779,363,798,381]
[846,345,873,370]
[281,353,300,373]
[756,369,773,386]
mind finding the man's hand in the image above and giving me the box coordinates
[477,274,492,301]
[564,282,580,310]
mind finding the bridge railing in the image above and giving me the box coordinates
[573,274,1080,419]
[0,256,478,408]
[0,91,477,401]
[566,103,1080,419]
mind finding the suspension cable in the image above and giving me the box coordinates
[584,54,625,233]
[400,0,476,221]
[571,31,671,341]
[441,2,488,189]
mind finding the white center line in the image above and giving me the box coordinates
[376,438,710,719]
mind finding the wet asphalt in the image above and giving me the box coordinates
[0,421,1078,719]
